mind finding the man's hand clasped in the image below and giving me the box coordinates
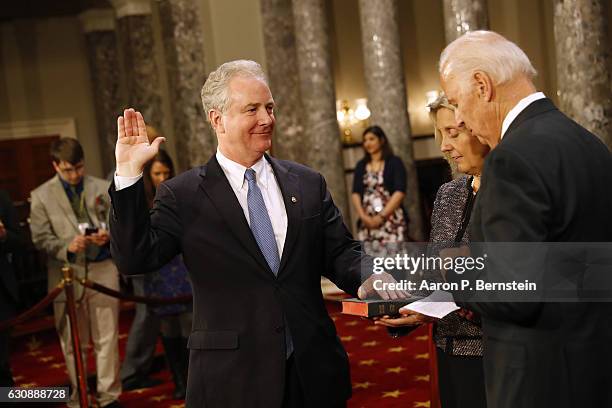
[68,229,110,254]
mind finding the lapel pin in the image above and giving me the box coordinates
[291,196,297,203]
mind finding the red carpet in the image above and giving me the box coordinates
[10,302,433,407]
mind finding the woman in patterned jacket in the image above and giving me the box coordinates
[375,94,490,408]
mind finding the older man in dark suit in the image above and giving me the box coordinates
[109,60,401,408]
[438,31,612,408]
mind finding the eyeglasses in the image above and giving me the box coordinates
[58,162,85,176]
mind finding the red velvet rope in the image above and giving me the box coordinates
[0,282,65,331]
[78,278,192,305]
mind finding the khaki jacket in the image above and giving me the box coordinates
[30,175,112,301]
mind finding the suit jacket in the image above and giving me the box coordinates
[0,190,22,320]
[109,155,365,408]
[30,175,112,301]
[462,99,612,408]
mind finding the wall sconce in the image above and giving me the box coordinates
[354,98,371,121]
[336,98,371,144]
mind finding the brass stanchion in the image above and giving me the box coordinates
[62,266,88,408]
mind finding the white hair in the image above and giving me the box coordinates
[201,59,268,121]
[439,31,536,92]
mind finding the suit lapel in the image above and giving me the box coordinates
[50,176,79,231]
[267,155,301,276]
[198,156,275,278]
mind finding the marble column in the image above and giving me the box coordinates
[442,0,489,43]
[291,0,349,218]
[79,9,122,176]
[111,0,165,135]
[554,0,612,148]
[260,0,306,163]
[358,0,425,240]
[156,0,216,170]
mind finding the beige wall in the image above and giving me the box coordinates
[0,17,103,177]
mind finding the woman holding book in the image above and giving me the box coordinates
[374,94,489,408]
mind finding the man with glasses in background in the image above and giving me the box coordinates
[29,138,122,408]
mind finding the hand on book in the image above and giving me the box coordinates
[373,309,435,327]
[357,272,410,300]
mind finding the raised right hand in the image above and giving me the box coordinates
[116,108,165,177]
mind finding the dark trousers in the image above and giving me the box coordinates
[120,276,161,381]
[436,347,487,408]
[282,355,347,408]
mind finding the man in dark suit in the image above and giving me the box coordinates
[109,60,401,408]
[438,31,612,407]
[0,190,23,386]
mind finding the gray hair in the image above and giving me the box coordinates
[439,31,537,93]
[201,60,268,121]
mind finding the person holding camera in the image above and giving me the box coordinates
[29,138,121,408]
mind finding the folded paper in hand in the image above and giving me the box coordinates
[400,290,459,319]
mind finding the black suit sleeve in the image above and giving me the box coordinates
[319,174,366,297]
[450,146,551,324]
[109,178,181,275]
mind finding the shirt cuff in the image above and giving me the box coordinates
[114,172,143,190]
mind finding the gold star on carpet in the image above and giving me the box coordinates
[388,346,406,353]
[27,351,43,357]
[414,375,430,382]
[26,336,41,351]
[353,381,375,389]
[169,404,185,408]
[386,366,406,374]
[415,335,429,341]
[358,359,377,366]
[414,402,431,407]
[365,326,381,331]
[414,353,429,359]
[345,321,359,326]
[382,389,405,398]
[51,363,64,369]
[340,336,354,342]
[38,356,54,363]
[362,340,379,347]
[20,382,37,388]
[150,395,169,402]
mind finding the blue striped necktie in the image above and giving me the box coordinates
[244,168,280,275]
[244,168,293,356]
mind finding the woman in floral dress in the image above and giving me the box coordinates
[351,125,409,253]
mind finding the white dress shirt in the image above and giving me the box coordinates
[114,149,288,257]
[500,91,546,140]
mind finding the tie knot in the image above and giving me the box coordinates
[245,168,257,182]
